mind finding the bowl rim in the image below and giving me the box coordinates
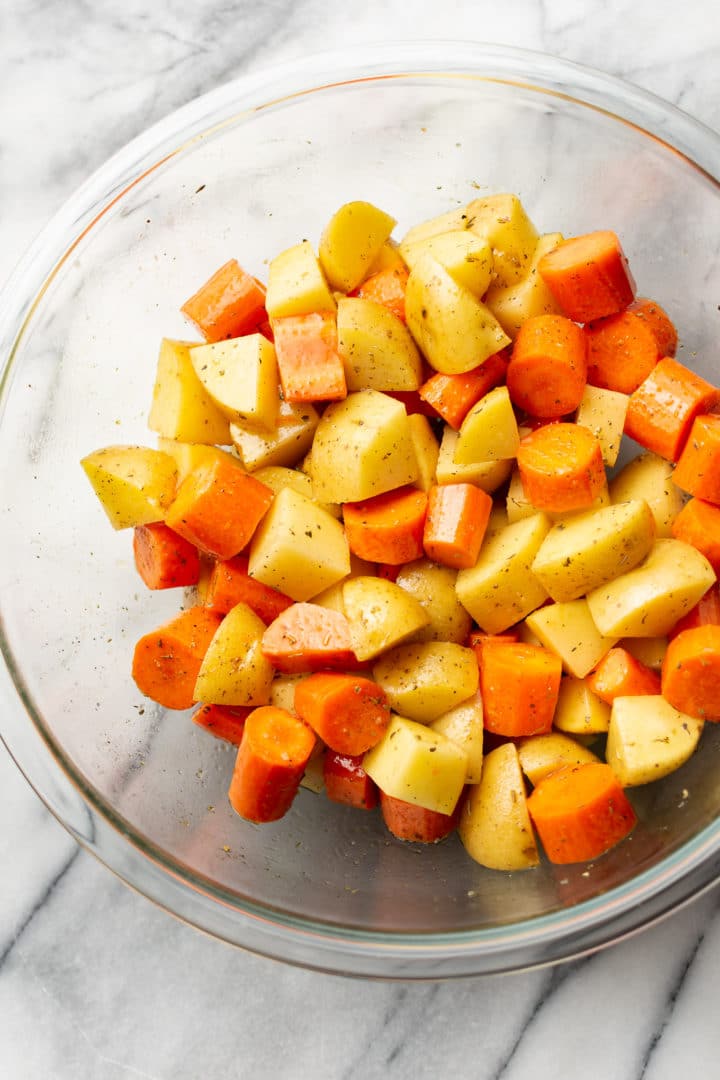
[3,40,720,978]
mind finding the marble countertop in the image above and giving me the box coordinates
[3,1,720,1076]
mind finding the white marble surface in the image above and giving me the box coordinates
[3,1,720,1076]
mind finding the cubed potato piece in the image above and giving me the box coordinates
[148,338,232,445]
[343,576,430,661]
[248,487,350,601]
[606,695,704,786]
[620,636,668,671]
[189,334,279,430]
[609,451,685,538]
[531,499,656,603]
[312,553,377,612]
[517,732,600,786]
[309,390,419,503]
[587,539,716,638]
[400,230,494,297]
[525,599,620,678]
[553,675,611,735]
[366,239,407,275]
[465,193,539,287]
[230,399,319,471]
[395,559,472,644]
[575,385,629,467]
[436,427,513,491]
[362,714,468,815]
[80,445,177,530]
[430,692,483,783]
[486,502,509,538]
[265,240,336,318]
[269,672,305,713]
[455,513,551,634]
[458,742,539,870]
[506,466,535,524]
[319,200,396,292]
[372,642,479,724]
[337,297,422,391]
[405,255,510,374]
[194,602,273,706]
[251,465,313,500]
[407,414,440,493]
[400,205,477,249]
[454,386,519,463]
[156,440,241,484]
[300,743,326,793]
[484,233,563,338]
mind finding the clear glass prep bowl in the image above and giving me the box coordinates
[2,42,720,979]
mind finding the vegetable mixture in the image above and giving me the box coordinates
[81,194,720,870]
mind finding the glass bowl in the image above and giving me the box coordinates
[2,42,720,979]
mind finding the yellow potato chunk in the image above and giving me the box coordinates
[156,440,241,484]
[454,386,520,463]
[372,642,479,724]
[574,385,629,467]
[484,232,563,337]
[400,230,494,297]
[251,465,313,500]
[517,732,600,786]
[430,692,483,783]
[609,451,685,538]
[525,599,619,678]
[395,559,472,644]
[194,602,273,707]
[553,675,611,736]
[311,553,376,612]
[190,334,279,430]
[366,239,406,275]
[459,743,539,870]
[465,193,540,286]
[455,513,551,634]
[407,414,440,493]
[319,200,396,292]
[343,576,430,661]
[248,486,350,601]
[269,673,304,713]
[148,338,231,445]
[362,714,468,815]
[230,399,319,471]
[337,297,422,391]
[265,240,336,318]
[620,636,668,671]
[435,427,513,491]
[80,445,177,530]
[606,695,704,786]
[400,205,477,249]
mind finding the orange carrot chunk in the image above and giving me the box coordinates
[262,603,361,674]
[228,705,316,822]
[672,414,720,505]
[133,521,200,590]
[165,456,273,560]
[537,230,636,323]
[418,349,510,429]
[661,626,720,722]
[516,422,606,514]
[586,647,661,705]
[192,702,253,745]
[479,641,562,737]
[671,499,720,575]
[294,672,390,756]
[271,312,347,402]
[627,297,677,357]
[584,309,660,395]
[132,605,223,710]
[343,486,428,565]
[353,266,409,323]
[422,483,492,570]
[204,554,294,623]
[668,583,720,640]
[323,751,378,810]
[623,357,719,462]
[180,260,267,343]
[507,314,588,417]
[383,389,441,418]
[380,791,459,844]
[527,763,637,864]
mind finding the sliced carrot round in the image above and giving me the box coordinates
[507,314,587,417]
[516,422,606,513]
[661,626,720,721]
[229,706,316,822]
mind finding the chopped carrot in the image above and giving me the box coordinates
[623,357,719,462]
[516,422,606,513]
[507,314,587,417]
[627,297,677,357]
[353,265,409,322]
[294,672,390,756]
[204,554,294,623]
[343,486,428,565]
[228,705,316,822]
[671,499,720,574]
[584,309,659,395]
[586,647,661,705]
[323,751,378,810]
[380,791,459,843]
[180,259,267,343]
[661,625,720,721]
[261,603,361,673]
[668,583,720,640]
[133,521,200,590]
[479,640,562,737]
[537,230,636,323]
[383,389,440,417]
[131,605,223,710]
[422,482,492,569]
[672,414,720,504]
[527,762,636,864]
[165,455,272,560]
[192,702,253,745]
[271,312,347,402]
[418,349,510,429]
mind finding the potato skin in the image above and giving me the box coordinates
[459,743,539,870]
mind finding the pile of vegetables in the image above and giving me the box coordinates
[81,193,720,870]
